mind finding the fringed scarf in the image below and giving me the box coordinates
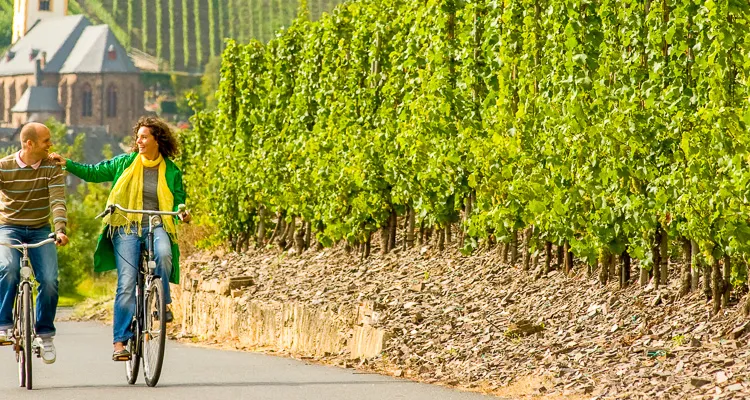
[104,154,176,236]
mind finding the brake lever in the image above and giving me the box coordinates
[95,204,115,219]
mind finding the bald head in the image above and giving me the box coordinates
[20,122,49,146]
[18,123,52,163]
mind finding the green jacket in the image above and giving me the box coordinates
[65,153,186,284]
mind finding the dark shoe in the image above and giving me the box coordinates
[112,349,131,361]
[164,309,173,323]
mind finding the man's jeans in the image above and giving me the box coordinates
[112,225,172,344]
[0,225,58,337]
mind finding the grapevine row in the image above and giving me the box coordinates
[182,0,750,313]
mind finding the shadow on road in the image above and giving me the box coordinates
[38,380,402,391]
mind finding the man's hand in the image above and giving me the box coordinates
[179,210,192,223]
[47,152,66,167]
[55,232,69,247]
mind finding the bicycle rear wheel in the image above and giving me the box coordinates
[126,256,145,385]
[124,320,141,385]
[143,278,166,387]
[21,282,32,390]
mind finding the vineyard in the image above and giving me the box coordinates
[0,0,13,51]
[67,0,345,72]
[181,0,750,315]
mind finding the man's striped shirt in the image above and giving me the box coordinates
[0,153,67,232]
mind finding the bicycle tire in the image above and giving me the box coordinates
[143,278,166,387]
[126,253,149,385]
[15,292,24,388]
[125,320,141,385]
[22,282,32,390]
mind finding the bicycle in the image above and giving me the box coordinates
[0,233,58,390]
[96,203,186,387]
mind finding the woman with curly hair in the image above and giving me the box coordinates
[49,116,191,361]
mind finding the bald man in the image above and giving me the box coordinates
[0,122,69,365]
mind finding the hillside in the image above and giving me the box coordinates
[3,0,345,73]
[0,0,12,52]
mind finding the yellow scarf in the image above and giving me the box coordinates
[104,153,176,236]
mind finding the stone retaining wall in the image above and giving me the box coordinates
[171,273,388,359]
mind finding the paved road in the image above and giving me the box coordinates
[0,317,498,399]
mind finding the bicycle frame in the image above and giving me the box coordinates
[1,236,57,347]
[98,203,186,386]
[97,203,187,305]
[0,235,57,390]
[12,249,35,353]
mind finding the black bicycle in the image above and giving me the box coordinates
[97,203,186,387]
[0,234,57,390]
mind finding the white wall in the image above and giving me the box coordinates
[12,0,67,43]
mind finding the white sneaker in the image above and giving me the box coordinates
[38,337,55,364]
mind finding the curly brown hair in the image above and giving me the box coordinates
[130,116,179,158]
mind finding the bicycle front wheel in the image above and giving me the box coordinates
[15,288,24,388]
[21,282,32,390]
[142,278,166,387]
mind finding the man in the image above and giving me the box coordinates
[0,122,69,364]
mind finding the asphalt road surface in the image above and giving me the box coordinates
[0,314,499,400]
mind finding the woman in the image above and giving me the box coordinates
[49,116,190,361]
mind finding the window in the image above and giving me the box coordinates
[81,84,92,117]
[106,85,117,118]
[39,1,50,11]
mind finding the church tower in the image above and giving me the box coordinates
[12,0,68,43]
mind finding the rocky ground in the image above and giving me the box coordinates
[178,240,750,400]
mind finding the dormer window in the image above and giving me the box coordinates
[39,1,50,11]
[29,49,39,61]
[107,44,117,60]
[5,51,14,62]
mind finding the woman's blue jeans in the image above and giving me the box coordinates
[112,225,172,344]
[0,225,58,338]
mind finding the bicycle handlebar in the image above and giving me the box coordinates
[0,235,57,250]
[96,203,188,220]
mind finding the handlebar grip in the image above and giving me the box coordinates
[95,205,113,219]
